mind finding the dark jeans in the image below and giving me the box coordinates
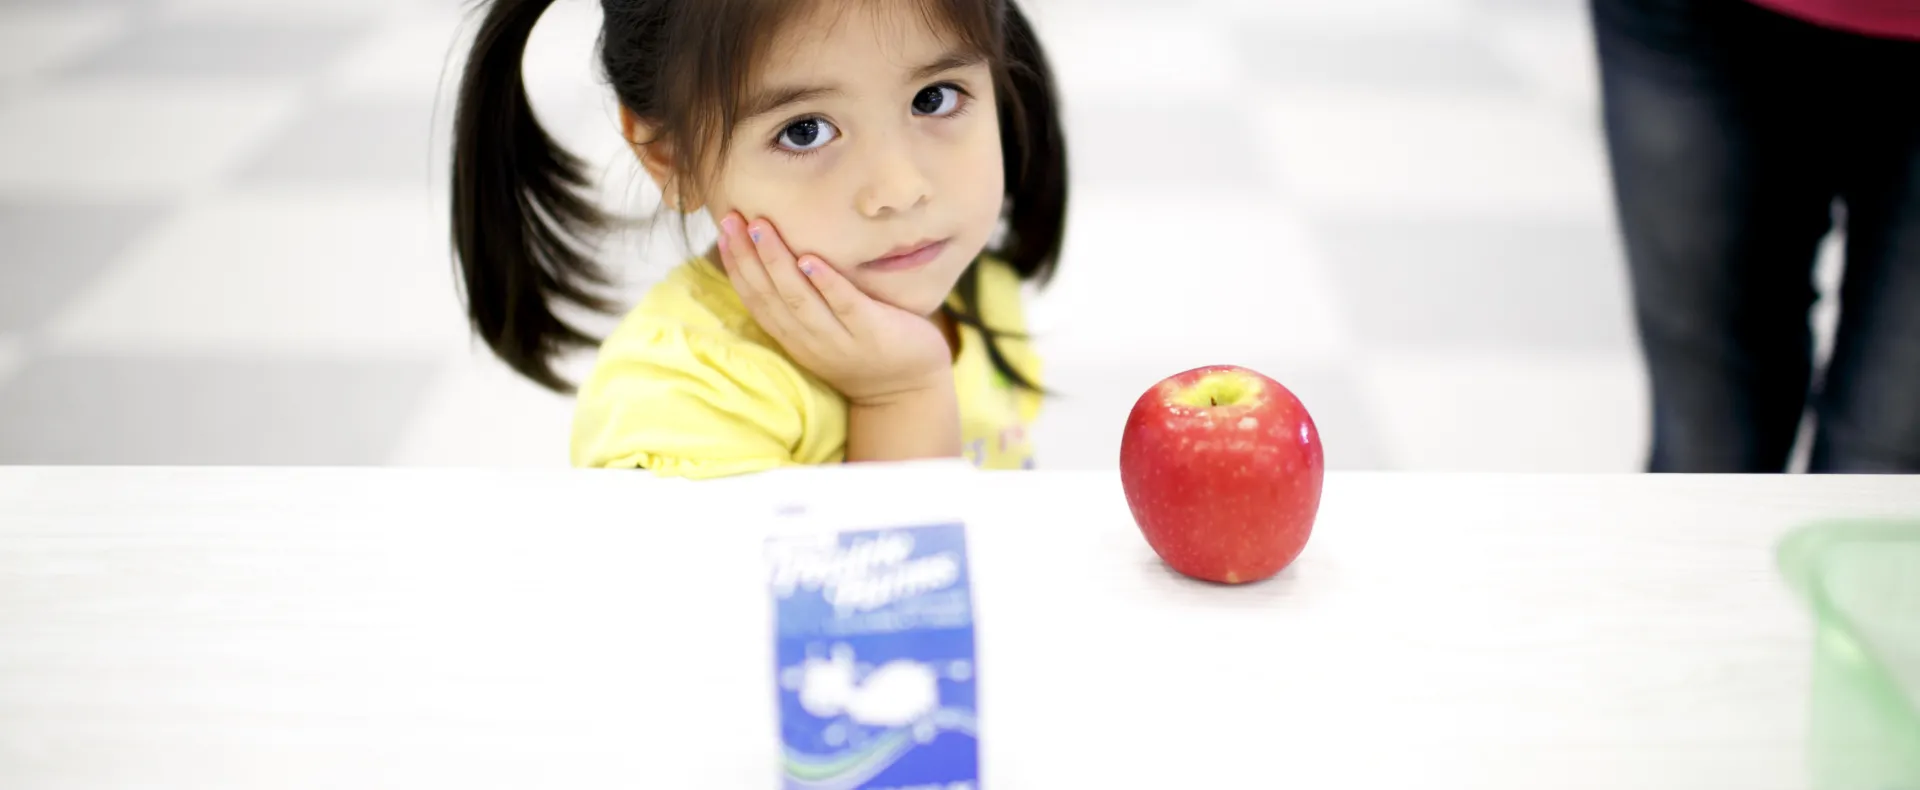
[1593,0,1920,472]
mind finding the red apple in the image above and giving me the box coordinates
[1119,365,1324,584]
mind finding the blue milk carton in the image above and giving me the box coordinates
[765,523,980,790]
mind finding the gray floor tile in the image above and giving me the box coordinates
[1067,103,1283,193]
[59,18,369,79]
[1313,216,1634,352]
[1235,29,1528,95]
[235,98,438,186]
[0,354,441,464]
[0,201,168,332]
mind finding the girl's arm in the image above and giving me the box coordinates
[845,376,962,463]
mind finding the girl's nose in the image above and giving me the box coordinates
[855,138,933,218]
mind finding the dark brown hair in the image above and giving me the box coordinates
[452,0,1068,393]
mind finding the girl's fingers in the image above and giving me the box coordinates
[717,225,751,301]
[748,220,851,340]
[799,255,872,328]
[720,214,777,306]
[719,214,803,340]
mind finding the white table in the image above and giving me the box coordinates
[3,464,1917,789]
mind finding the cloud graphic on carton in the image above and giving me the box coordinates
[797,644,939,728]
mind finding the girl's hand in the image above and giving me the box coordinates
[716,213,953,405]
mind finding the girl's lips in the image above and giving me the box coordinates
[862,239,949,272]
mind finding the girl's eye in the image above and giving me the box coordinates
[912,84,963,117]
[776,118,839,153]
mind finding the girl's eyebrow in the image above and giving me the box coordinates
[739,49,986,124]
[908,50,985,82]
[741,85,837,125]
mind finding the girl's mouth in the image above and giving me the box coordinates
[861,239,949,272]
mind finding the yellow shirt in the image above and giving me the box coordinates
[571,257,1042,478]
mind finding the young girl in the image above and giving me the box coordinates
[451,0,1067,478]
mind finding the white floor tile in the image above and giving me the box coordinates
[516,0,620,171]
[326,1,629,211]
[520,0,607,108]
[0,83,299,198]
[325,0,602,98]
[1488,15,1602,120]
[1025,10,1244,103]
[1224,0,1476,31]
[323,6,472,100]
[45,187,472,355]
[1255,90,1611,216]
[158,0,408,22]
[1029,195,1351,363]
[1032,0,1476,33]
[1362,350,1648,472]
[0,9,128,82]
[387,350,584,467]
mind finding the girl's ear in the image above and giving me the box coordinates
[621,106,701,212]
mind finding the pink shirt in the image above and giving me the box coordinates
[1747,0,1920,40]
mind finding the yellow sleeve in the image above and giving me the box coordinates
[570,323,809,479]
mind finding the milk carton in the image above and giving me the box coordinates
[765,523,979,790]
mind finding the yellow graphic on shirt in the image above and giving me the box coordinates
[960,363,1035,470]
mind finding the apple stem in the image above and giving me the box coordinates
[1210,397,1217,406]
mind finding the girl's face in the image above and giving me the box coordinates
[700,4,1006,317]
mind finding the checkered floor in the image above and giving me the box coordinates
[0,0,1678,471]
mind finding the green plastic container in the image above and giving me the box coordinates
[1778,521,1920,790]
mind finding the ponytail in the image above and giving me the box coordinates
[452,0,614,393]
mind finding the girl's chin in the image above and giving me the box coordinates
[858,278,963,318]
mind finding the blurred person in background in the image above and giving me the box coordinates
[1592,0,1920,472]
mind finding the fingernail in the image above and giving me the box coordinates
[799,258,815,276]
[749,227,763,244]
[720,216,741,236]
